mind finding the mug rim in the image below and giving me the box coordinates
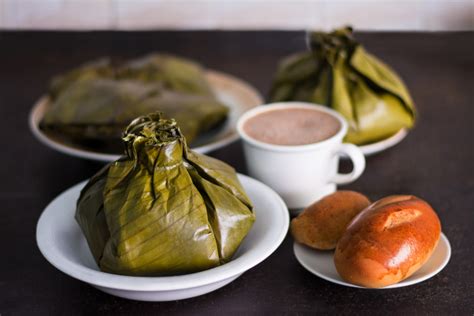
[237,102,349,152]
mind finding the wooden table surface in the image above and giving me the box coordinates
[0,31,473,315]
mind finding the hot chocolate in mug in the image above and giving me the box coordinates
[237,102,366,210]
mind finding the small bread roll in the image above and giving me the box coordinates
[291,191,370,250]
[334,195,441,288]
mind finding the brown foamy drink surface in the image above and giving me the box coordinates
[243,108,341,146]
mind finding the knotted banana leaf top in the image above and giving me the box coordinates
[75,113,254,276]
[270,27,416,145]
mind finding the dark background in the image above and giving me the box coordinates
[0,31,473,315]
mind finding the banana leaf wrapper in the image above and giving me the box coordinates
[270,27,416,145]
[75,113,255,276]
[49,53,215,99]
[117,54,215,97]
[40,79,229,144]
[49,58,115,99]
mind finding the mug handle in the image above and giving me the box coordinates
[332,143,366,185]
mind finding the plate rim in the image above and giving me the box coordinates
[358,128,409,156]
[293,233,451,289]
[36,174,289,292]
[29,69,264,162]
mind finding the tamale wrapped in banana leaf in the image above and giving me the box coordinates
[49,54,215,98]
[75,113,255,276]
[270,27,416,145]
[41,54,228,146]
[41,79,228,144]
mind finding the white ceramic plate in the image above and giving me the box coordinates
[29,70,263,162]
[36,174,289,301]
[293,233,451,289]
[357,128,408,157]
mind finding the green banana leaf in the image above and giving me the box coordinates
[49,54,214,98]
[75,113,255,276]
[49,58,115,99]
[117,54,215,97]
[40,79,229,144]
[270,27,416,145]
[41,53,228,146]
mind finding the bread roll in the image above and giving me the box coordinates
[291,191,370,250]
[334,195,441,288]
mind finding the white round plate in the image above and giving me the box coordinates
[29,70,263,162]
[36,174,289,301]
[293,233,451,289]
[357,128,408,157]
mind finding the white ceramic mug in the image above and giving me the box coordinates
[237,102,366,210]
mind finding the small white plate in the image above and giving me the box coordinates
[293,233,451,289]
[357,128,408,157]
[36,174,289,301]
[29,70,263,162]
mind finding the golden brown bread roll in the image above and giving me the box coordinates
[291,191,370,250]
[334,195,441,288]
